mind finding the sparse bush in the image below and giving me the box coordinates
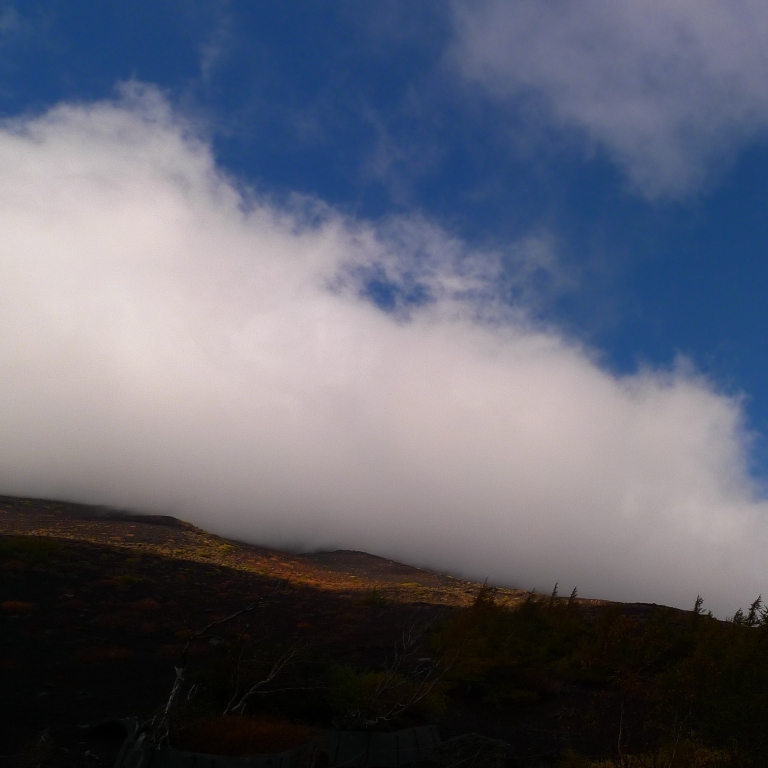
[587,737,733,767]
[331,621,451,729]
[0,536,62,563]
[356,587,386,607]
[112,573,144,586]
[329,663,446,729]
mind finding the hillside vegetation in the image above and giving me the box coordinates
[2,496,767,767]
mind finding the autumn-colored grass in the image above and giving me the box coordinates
[0,495,541,608]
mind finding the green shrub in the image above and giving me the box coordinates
[0,536,63,564]
[356,587,386,607]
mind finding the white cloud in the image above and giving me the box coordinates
[0,87,766,614]
[198,6,235,86]
[450,0,768,198]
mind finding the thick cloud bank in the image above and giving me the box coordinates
[1,90,767,614]
[451,0,768,197]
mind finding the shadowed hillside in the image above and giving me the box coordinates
[3,495,767,768]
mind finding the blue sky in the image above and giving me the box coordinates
[4,1,768,610]
[6,1,768,444]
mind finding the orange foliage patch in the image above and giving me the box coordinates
[1,600,33,613]
[172,715,317,756]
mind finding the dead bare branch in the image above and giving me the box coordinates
[151,580,286,743]
[223,639,305,715]
[347,616,457,728]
